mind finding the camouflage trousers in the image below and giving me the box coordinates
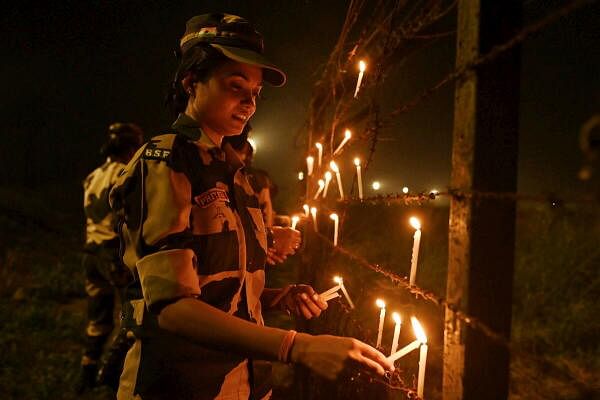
[81,244,131,366]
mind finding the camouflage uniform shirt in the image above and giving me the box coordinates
[110,114,270,400]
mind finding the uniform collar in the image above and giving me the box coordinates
[171,113,219,149]
[172,113,245,171]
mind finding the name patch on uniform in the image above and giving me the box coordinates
[143,148,171,161]
[194,189,229,208]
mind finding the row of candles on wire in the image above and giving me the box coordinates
[292,211,423,288]
[317,276,428,398]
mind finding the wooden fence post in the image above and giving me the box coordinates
[444,1,522,399]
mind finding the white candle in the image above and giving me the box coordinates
[310,207,318,232]
[387,339,420,363]
[329,213,339,246]
[409,217,422,286]
[313,179,325,199]
[291,215,300,230]
[306,156,314,176]
[323,171,332,198]
[322,291,340,301]
[329,161,344,199]
[336,276,355,309]
[390,312,402,355]
[354,157,363,200]
[315,142,323,168]
[353,60,366,98]
[320,285,341,298]
[303,204,310,217]
[333,129,352,156]
[411,317,428,398]
[375,299,386,348]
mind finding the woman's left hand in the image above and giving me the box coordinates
[269,284,328,319]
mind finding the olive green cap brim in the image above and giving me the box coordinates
[211,44,286,87]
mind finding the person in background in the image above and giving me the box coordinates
[110,13,393,400]
[77,122,144,393]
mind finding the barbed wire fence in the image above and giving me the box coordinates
[288,0,599,398]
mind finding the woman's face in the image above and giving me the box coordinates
[187,60,263,140]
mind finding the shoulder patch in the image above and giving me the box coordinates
[194,188,230,208]
[142,147,171,160]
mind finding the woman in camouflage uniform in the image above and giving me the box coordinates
[78,122,143,392]
[110,14,393,400]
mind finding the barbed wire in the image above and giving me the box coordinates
[338,189,600,206]
[313,231,512,348]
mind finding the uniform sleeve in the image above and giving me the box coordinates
[111,136,200,313]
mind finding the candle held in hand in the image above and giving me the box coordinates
[354,157,363,200]
[353,60,366,98]
[390,312,402,355]
[329,213,339,246]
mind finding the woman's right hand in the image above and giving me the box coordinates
[290,333,394,380]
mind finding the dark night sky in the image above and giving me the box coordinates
[1,1,598,211]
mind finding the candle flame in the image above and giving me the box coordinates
[372,181,381,190]
[248,138,257,152]
[375,298,386,308]
[392,312,401,324]
[411,317,427,343]
[291,215,300,224]
[318,179,325,188]
[306,156,314,163]
[353,157,361,166]
[303,204,309,214]
[402,186,409,194]
[310,207,317,216]
[329,213,338,221]
[359,60,366,72]
[298,172,304,181]
[409,217,421,230]
[430,189,439,195]
[333,276,342,284]
[329,161,339,172]
[344,129,352,139]
[325,171,332,180]
[315,142,322,150]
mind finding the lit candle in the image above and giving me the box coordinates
[402,186,409,194]
[354,157,363,200]
[336,276,355,309]
[315,142,323,168]
[291,215,300,230]
[353,60,366,98]
[411,317,428,398]
[375,299,386,348]
[372,181,381,191]
[333,129,352,156]
[310,207,318,231]
[387,339,420,363]
[320,276,341,298]
[306,156,314,176]
[303,204,309,217]
[313,179,325,199]
[329,161,344,199]
[323,171,332,198]
[298,171,304,181]
[409,217,422,286]
[322,291,340,301]
[329,213,339,246]
[390,312,402,355]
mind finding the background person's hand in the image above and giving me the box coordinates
[269,284,327,319]
[291,333,395,380]
[267,226,301,265]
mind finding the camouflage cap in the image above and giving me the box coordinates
[180,13,286,87]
